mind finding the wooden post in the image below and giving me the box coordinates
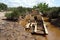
[34,23,37,32]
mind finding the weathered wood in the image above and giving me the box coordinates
[25,23,30,28]
[43,23,48,35]
[34,24,37,32]
[42,17,48,35]
[30,23,37,32]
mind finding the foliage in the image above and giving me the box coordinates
[33,3,60,26]
[33,3,48,13]
[37,3,48,12]
[7,7,17,11]
[33,3,48,16]
[26,8,32,12]
[17,7,26,13]
[0,3,7,11]
[5,9,20,20]
[17,7,32,13]
[46,7,60,26]
[47,7,60,19]
[5,6,32,21]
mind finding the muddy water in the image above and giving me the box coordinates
[33,17,60,40]
[46,22,60,40]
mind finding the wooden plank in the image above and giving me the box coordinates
[43,23,48,34]
[31,23,37,32]
[25,23,30,28]
[34,24,37,32]
[42,17,48,35]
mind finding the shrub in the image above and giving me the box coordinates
[5,10,20,21]
[46,7,60,22]
[5,13,12,19]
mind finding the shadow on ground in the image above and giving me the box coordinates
[31,32,47,37]
[2,19,18,22]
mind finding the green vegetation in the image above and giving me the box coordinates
[33,3,60,26]
[47,7,60,19]
[5,9,20,21]
[5,6,32,21]
[7,7,17,11]
[0,2,60,26]
[33,3,48,16]
[0,3,7,11]
[47,7,60,26]
[33,3,60,19]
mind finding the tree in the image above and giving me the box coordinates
[17,7,26,13]
[37,3,48,13]
[33,3,48,16]
[33,3,48,12]
[47,7,60,19]
[33,6,37,9]
[0,3,7,11]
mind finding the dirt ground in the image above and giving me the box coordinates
[0,12,35,40]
